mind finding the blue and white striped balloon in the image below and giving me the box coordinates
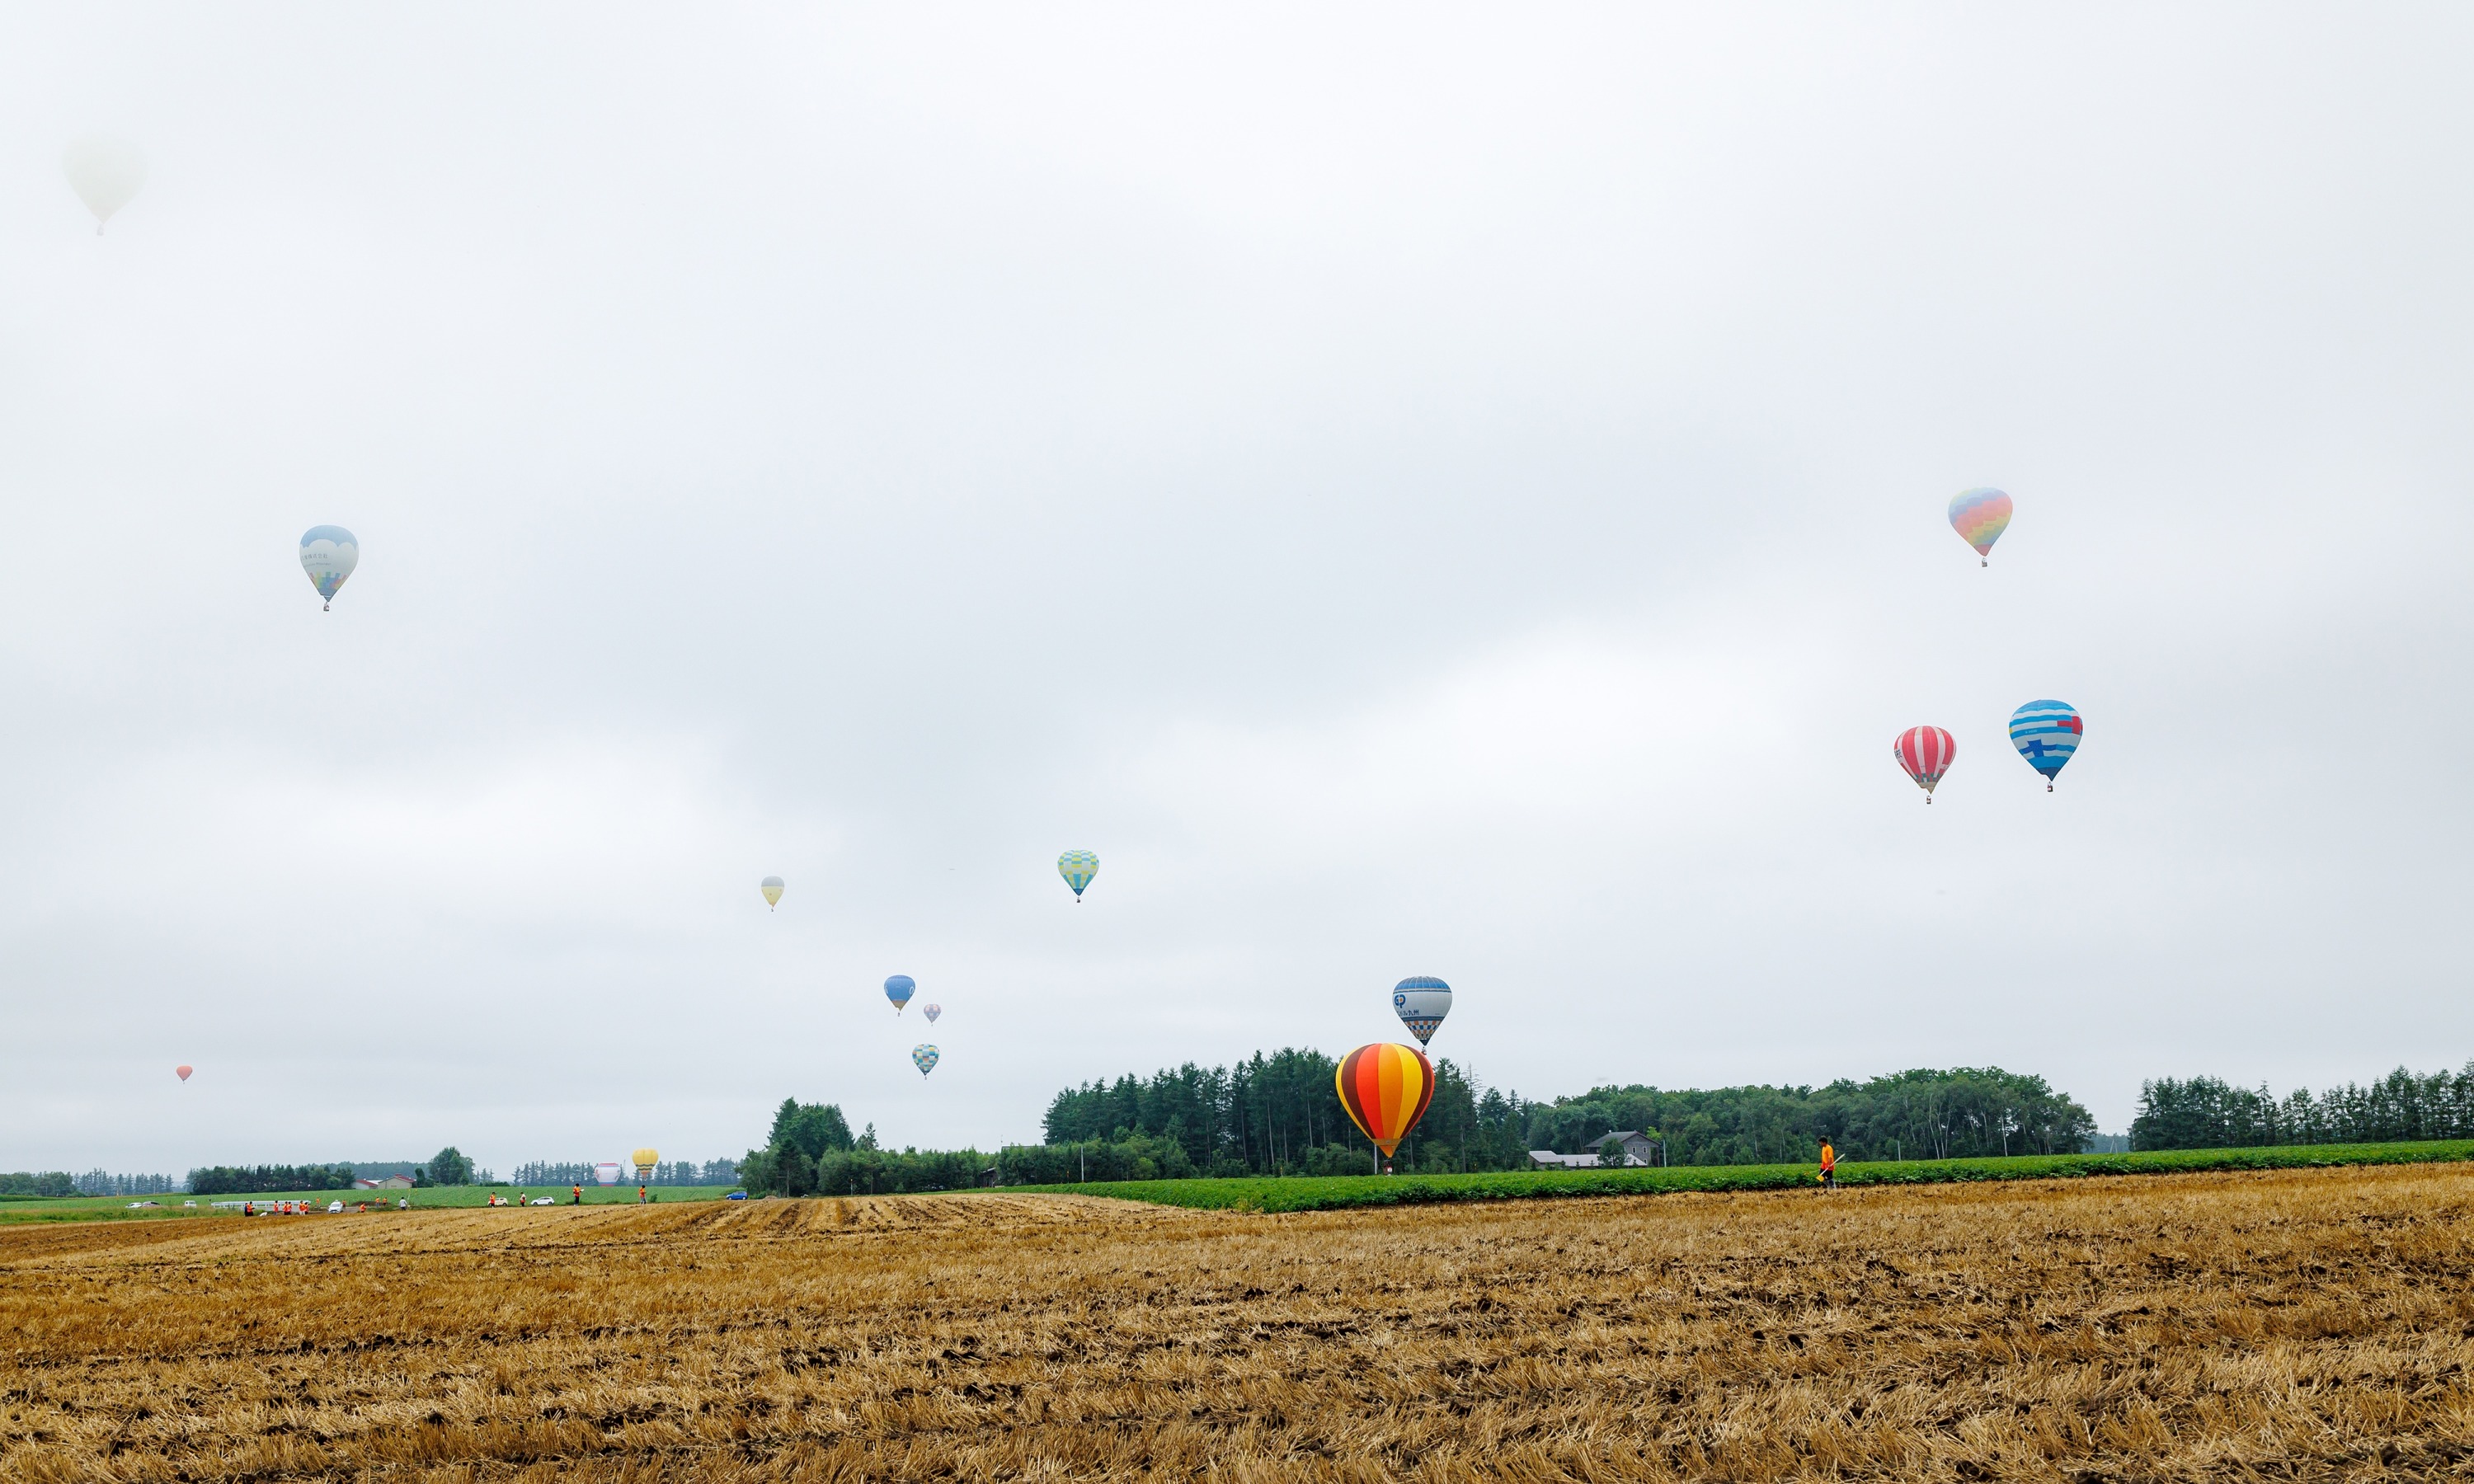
[2008,700,2083,790]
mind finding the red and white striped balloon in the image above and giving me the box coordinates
[1893,726,1956,801]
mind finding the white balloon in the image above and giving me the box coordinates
[63,136,147,234]
[299,526,359,611]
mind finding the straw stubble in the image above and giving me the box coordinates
[4,1167,2472,1479]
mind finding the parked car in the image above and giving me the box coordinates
[726,1190,747,1200]
[327,1200,344,1213]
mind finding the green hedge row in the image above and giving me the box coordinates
[1001,1139,2474,1213]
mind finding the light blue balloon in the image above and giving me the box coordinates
[2009,700,2083,789]
[884,974,916,1012]
[1057,850,1098,899]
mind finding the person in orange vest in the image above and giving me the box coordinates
[1818,1137,1838,1190]
[637,1184,647,1205]
[571,1184,583,1205]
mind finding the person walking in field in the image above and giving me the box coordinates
[571,1184,583,1205]
[1818,1138,1837,1190]
[637,1185,647,1205]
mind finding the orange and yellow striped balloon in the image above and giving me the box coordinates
[1334,1043,1437,1158]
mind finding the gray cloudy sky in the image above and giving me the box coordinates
[2,7,2468,1176]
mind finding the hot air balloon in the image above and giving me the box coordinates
[923,1003,941,1024]
[1335,1043,1436,1163]
[594,1162,621,1186]
[2009,700,2082,791]
[1948,488,2013,566]
[175,1064,192,1082]
[912,1044,939,1077]
[1392,976,1451,1045]
[1057,850,1098,901]
[632,1148,659,1181]
[760,876,783,909]
[1893,726,1956,802]
[885,974,915,1013]
[299,526,359,610]
[63,136,146,234]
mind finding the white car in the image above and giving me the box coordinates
[531,1197,555,1205]
[327,1200,344,1214]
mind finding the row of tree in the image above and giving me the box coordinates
[188,1164,361,1195]
[1039,1050,2097,1174]
[507,1158,738,1186]
[73,1171,181,1196]
[2132,1065,2474,1150]
[0,1172,78,1197]
[740,1099,990,1195]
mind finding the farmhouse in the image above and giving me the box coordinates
[353,1174,415,1190]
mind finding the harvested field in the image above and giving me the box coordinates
[6,1166,2474,1481]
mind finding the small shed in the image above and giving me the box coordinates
[1527,1150,1598,1169]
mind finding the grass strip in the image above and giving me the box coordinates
[1000,1140,2474,1213]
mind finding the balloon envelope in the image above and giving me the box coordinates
[912,1044,940,1077]
[299,526,359,608]
[760,876,783,908]
[1057,849,1098,898]
[885,974,915,1012]
[1948,488,2013,561]
[1894,726,1956,796]
[1392,976,1452,1045]
[2009,700,2083,783]
[594,1162,621,1186]
[923,1003,941,1023]
[1335,1043,1437,1158]
[63,136,146,232]
[175,1064,192,1082]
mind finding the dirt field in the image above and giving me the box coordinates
[5,1164,2473,1481]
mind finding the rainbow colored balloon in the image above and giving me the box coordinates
[2009,700,2082,791]
[1334,1043,1437,1160]
[911,1044,939,1077]
[1948,488,2012,566]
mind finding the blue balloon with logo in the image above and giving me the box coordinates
[884,974,915,1013]
[2009,700,2083,791]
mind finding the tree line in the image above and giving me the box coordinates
[2132,1065,2474,1150]
[741,1099,992,1196]
[508,1158,737,1186]
[1037,1050,2095,1175]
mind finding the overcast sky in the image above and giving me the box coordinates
[2,6,2468,1176]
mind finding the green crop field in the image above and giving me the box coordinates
[0,1185,745,1224]
[999,1139,2474,1212]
